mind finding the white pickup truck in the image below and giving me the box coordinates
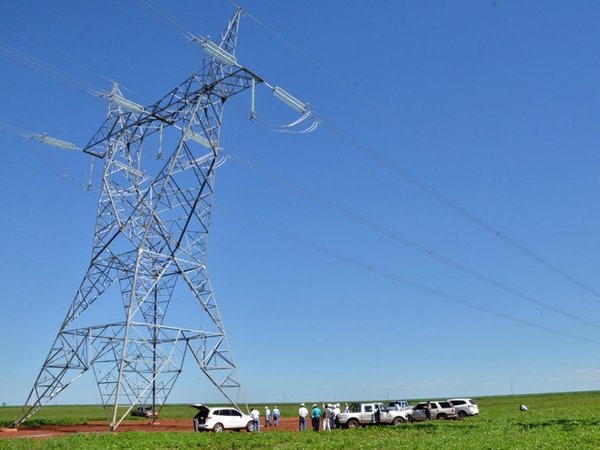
[337,402,410,428]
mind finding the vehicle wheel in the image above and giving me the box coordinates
[457,410,467,419]
[437,413,447,420]
[347,419,360,429]
[392,417,405,425]
[213,423,224,432]
[246,421,254,432]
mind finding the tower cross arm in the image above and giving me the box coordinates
[82,67,263,158]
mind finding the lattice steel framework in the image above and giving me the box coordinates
[14,8,261,430]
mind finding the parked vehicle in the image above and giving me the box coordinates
[448,398,479,418]
[337,402,410,428]
[410,401,457,421]
[131,405,158,418]
[191,404,254,432]
[388,400,411,411]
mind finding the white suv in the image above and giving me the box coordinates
[410,401,457,421]
[191,404,254,432]
[448,398,479,418]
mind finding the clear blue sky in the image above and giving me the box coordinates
[1,0,600,407]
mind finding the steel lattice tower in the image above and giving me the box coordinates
[15,8,261,430]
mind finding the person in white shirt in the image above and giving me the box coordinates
[250,407,260,432]
[272,406,281,426]
[322,404,333,431]
[333,403,341,428]
[265,406,271,427]
[298,402,309,431]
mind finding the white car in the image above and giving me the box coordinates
[191,404,254,432]
[448,398,479,418]
[410,401,457,421]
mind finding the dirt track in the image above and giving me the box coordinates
[0,417,303,440]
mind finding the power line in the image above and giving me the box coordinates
[223,147,600,331]
[319,120,600,300]
[238,5,370,105]
[233,5,600,303]
[0,40,100,95]
[220,206,600,346]
[136,0,195,41]
[0,122,97,192]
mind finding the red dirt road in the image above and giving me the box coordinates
[0,417,302,440]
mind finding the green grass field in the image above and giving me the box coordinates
[1,391,599,449]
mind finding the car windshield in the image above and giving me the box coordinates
[349,403,361,413]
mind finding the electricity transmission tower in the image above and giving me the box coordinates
[14,8,265,431]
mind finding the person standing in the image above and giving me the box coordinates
[344,403,350,413]
[311,403,321,432]
[250,407,260,432]
[265,406,271,427]
[333,403,340,429]
[273,405,281,426]
[425,402,432,421]
[193,410,203,432]
[298,403,308,431]
[322,404,332,431]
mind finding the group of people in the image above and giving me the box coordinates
[250,401,355,432]
[298,402,348,432]
[249,405,280,432]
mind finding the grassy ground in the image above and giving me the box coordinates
[0,403,301,427]
[1,391,599,449]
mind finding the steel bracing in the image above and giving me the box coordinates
[14,7,260,430]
